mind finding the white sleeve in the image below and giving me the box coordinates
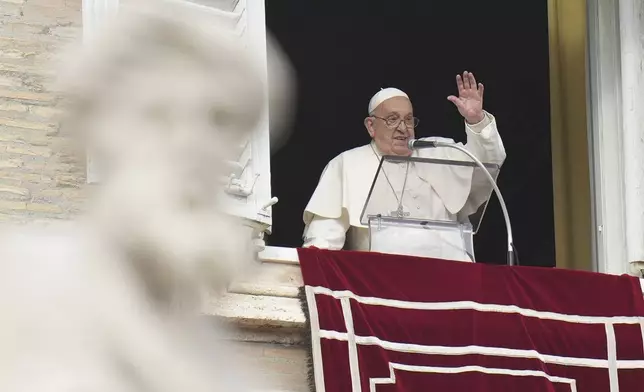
[464,111,506,165]
[302,214,349,250]
[458,111,507,215]
[465,111,492,134]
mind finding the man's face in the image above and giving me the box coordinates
[365,96,415,156]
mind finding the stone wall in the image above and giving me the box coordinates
[233,341,308,392]
[0,0,86,224]
[217,247,309,391]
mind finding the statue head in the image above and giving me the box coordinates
[56,0,294,304]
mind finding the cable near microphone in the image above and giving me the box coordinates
[407,139,437,149]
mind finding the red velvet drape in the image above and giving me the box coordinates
[298,248,644,392]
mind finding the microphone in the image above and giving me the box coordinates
[407,138,517,267]
[407,139,437,149]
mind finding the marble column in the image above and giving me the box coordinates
[82,0,120,184]
[588,0,644,275]
[82,0,120,43]
[619,0,644,275]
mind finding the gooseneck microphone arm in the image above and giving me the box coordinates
[407,139,516,267]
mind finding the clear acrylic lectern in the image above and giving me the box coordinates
[359,155,500,262]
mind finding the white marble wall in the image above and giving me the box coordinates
[618,0,644,274]
[587,0,644,275]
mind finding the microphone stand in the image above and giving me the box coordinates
[408,139,516,266]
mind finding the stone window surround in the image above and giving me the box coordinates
[587,0,644,276]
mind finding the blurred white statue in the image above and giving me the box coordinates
[0,1,293,391]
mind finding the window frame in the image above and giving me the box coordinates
[586,0,644,275]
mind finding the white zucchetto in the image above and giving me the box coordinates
[368,87,409,114]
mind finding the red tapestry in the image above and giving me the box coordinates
[297,248,644,392]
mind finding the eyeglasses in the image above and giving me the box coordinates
[372,115,420,129]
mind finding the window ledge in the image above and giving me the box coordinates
[213,246,644,337]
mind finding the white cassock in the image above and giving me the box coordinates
[302,111,506,261]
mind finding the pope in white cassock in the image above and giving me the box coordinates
[302,71,507,261]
